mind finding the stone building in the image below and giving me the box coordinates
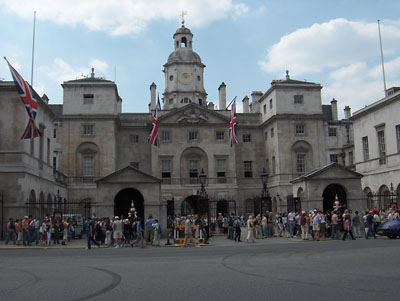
[1,24,365,234]
[352,87,400,209]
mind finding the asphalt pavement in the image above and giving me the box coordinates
[0,233,399,301]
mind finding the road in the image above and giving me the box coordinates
[0,237,399,301]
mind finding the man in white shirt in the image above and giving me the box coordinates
[288,211,296,237]
[312,210,321,241]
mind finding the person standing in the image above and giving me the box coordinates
[152,219,161,246]
[246,215,255,243]
[22,216,31,246]
[234,217,241,242]
[351,211,362,238]
[144,215,155,245]
[331,211,340,239]
[288,211,296,238]
[113,216,123,248]
[365,210,376,239]
[5,218,16,245]
[312,210,321,241]
[300,213,308,240]
[342,210,355,240]
[87,217,100,249]
[183,215,195,247]
[131,218,145,248]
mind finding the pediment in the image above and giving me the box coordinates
[95,166,161,184]
[292,163,363,183]
[159,103,229,124]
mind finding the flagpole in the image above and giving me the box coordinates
[30,11,36,87]
[225,96,237,110]
[378,20,387,97]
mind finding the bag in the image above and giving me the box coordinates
[157,225,162,234]
[9,222,15,230]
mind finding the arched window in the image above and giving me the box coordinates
[181,37,187,47]
[180,98,192,104]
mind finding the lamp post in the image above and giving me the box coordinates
[260,168,269,214]
[197,169,209,241]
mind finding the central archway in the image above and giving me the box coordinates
[322,184,347,213]
[114,188,144,220]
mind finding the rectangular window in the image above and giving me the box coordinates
[263,104,267,114]
[271,128,274,137]
[295,125,305,134]
[244,161,252,178]
[294,95,303,104]
[216,159,226,178]
[348,151,354,166]
[216,131,225,141]
[264,131,268,141]
[83,94,94,104]
[189,131,198,141]
[329,127,337,137]
[161,131,170,142]
[269,99,273,109]
[83,125,94,136]
[296,154,306,173]
[130,162,139,169]
[53,156,57,171]
[243,134,251,143]
[162,160,171,178]
[362,136,369,161]
[53,128,57,139]
[130,135,139,143]
[47,138,51,164]
[272,156,276,175]
[377,130,386,164]
[83,156,94,176]
[330,154,338,163]
[189,160,198,178]
[396,125,400,152]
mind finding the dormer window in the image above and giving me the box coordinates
[180,98,192,104]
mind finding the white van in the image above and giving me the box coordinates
[63,214,83,239]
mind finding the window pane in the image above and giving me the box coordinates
[296,154,305,173]
[189,160,198,178]
[83,156,94,176]
[362,136,369,160]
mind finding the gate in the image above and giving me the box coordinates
[245,196,272,216]
[209,197,237,221]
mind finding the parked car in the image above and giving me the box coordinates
[63,214,84,239]
[376,220,400,239]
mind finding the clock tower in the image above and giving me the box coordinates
[163,24,207,110]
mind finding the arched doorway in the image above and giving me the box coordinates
[216,200,229,217]
[181,195,201,216]
[114,188,144,220]
[322,184,347,213]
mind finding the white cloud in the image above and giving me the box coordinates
[45,58,109,84]
[258,18,400,113]
[259,18,400,75]
[0,0,249,35]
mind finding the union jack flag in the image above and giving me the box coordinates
[229,97,238,147]
[147,96,161,147]
[4,57,40,139]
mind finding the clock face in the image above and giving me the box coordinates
[178,72,193,84]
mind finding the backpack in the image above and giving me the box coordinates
[9,221,15,230]
[157,224,162,234]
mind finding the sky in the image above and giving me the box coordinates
[1,0,400,118]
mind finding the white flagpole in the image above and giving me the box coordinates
[378,20,387,97]
[30,11,36,87]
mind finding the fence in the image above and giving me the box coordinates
[25,197,92,221]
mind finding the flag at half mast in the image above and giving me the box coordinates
[229,96,238,147]
[4,57,41,139]
[147,96,161,147]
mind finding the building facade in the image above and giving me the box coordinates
[352,87,400,210]
[1,24,368,234]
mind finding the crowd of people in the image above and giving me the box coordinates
[5,215,76,246]
[4,207,400,248]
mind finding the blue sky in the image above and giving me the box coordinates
[1,0,400,118]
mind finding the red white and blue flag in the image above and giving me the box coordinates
[4,57,40,139]
[147,96,161,147]
[229,97,238,147]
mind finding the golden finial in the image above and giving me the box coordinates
[181,11,188,25]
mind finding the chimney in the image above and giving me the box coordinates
[150,82,157,112]
[344,106,351,119]
[218,82,226,110]
[251,91,263,113]
[207,102,215,110]
[42,94,49,104]
[331,98,338,121]
[242,96,249,113]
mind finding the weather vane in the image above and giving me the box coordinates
[181,11,187,25]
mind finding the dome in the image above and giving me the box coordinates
[173,25,193,37]
[167,48,202,64]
